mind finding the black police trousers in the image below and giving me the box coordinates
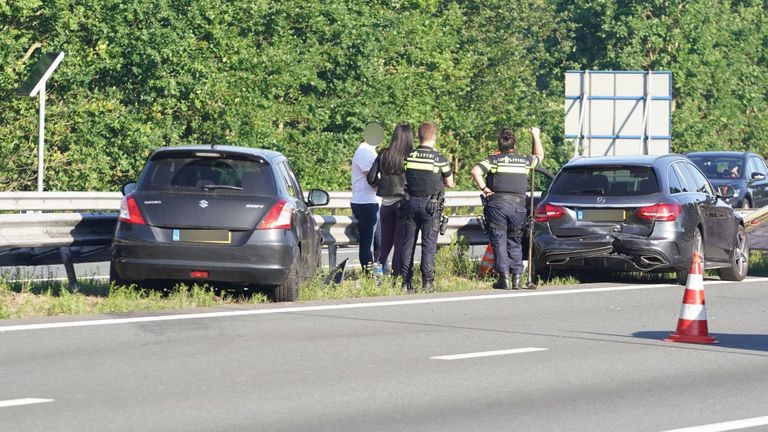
[485,199,527,274]
[400,196,440,283]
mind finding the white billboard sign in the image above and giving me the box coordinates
[565,70,672,157]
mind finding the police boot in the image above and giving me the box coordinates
[402,280,415,294]
[423,281,435,293]
[512,273,522,290]
[492,272,510,289]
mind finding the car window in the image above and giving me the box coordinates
[674,162,696,192]
[138,155,276,196]
[751,157,768,176]
[549,166,659,196]
[683,162,714,195]
[276,162,299,199]
[668,165,685,195]
[283,161,305,199]
[687,155,744,179]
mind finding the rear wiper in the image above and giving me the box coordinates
[574,188,606,195]
[201,185,243,191]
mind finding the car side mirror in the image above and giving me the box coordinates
[306,189,329,207]
[122,182,137,196]
[751,172,766,180]
[717,185,736,199]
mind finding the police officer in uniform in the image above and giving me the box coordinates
[400,122,455,293]
[471,127,543,289]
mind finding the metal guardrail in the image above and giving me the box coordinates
[0,192,492,287]
[2,192,767,287]
[0,191,487,212]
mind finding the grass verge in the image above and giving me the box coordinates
[3,245,766,320]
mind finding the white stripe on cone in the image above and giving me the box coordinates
[679,303,707,321]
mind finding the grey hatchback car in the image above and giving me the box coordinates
[532,154,748,283]
[110,145,329,301]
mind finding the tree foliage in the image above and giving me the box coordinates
[1,0,765,191]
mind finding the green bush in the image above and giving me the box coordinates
[1,1,765,192]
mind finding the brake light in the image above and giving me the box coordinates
[535,204,567,222]
[118,195,146,225]
[257,199,294,229]
[637,203,682,221]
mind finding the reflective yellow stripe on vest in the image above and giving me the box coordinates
[405,161,437,172]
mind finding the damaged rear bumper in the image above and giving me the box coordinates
[533,231,686,272]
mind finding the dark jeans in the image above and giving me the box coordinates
[377,201,405,276]
[485,200,527,274]
[400,196,440,283]
[352,202,379,269]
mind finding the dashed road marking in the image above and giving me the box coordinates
[0,398,54,408]
[431,347,548,360]
[659,415,768,432]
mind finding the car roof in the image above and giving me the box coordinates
[685,151,752,158]
[564,154,685,168]
[150,145,285,162]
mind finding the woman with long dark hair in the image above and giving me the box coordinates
[367,124,413,276]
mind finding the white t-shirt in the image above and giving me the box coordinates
[351,142,379,204]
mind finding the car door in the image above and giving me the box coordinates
[682,161,734,262]
[748,156,768,207]
[277,160,319,275]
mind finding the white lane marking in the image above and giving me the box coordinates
[1,277,767,334]
[0,398,54,408]
[431,347,548,360]
[659,415,768,432]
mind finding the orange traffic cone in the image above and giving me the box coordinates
[479,243,495,276]
[664,252,718,344]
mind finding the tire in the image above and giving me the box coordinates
[676,227,703,285]
[274,253,300,302]
[718,225,749,281]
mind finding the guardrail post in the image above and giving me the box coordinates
[328,245,337,269]
[59,247,78,290]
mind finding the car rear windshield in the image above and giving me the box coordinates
[137,154,276,196]
[549,166,659,196]
[687,156,743,180]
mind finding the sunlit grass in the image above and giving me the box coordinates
[4,246,767,320]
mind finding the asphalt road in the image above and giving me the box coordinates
[2,277,768,431]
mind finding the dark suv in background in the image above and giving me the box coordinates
[686,151,768,209]
[111,145,329,301]
[532,154,748,284]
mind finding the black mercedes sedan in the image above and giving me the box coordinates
[110,145,329,301]
[686,151,768,209]
[532,154,748,284]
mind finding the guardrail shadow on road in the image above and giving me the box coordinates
[633,331,768,353]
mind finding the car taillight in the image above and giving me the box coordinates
[535,204,567,222]
[637,203,682,221]
[257,199,294,229]
[118,195,146,225]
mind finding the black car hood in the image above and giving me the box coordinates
[132,192,280,230]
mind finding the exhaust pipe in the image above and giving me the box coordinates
[639,255,665,265]
[546,257,570,265]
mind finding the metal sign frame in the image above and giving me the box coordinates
[564,70,673,157]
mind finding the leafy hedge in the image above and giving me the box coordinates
[1,0,765,191]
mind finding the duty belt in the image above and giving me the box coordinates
[489,193,524,205]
